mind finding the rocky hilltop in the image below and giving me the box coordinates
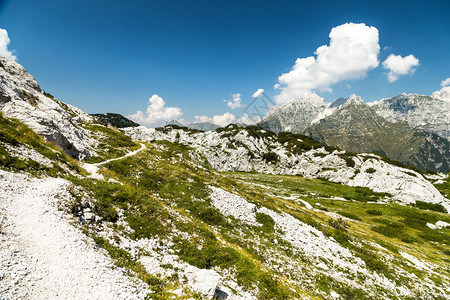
[1,56,450,299]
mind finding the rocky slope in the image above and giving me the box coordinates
[91,113,139,128]
[0,170,150,299]
[258,94,450,172]
[0,56,95,159]
[308,95,450,173]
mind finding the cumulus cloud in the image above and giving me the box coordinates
[0,28,17,61]
[382,54,420,82]
[275,23,380,104]
[194,112,261,126]
[225,93,242,109]
[441,78,450,87]
[432,86,450,101]
[128,94,183,127]
[238,113,261,125]
[194,112,237,127]
[252,89,264,98]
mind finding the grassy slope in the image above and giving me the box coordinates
[0,112,83,176]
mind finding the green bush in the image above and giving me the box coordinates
[328,218,349,231]
[340,211,361,221]
[414,201,446,213]
[365,168,376,174]
[255,212,275,233]
[366,209,382,216]
[262,152,279,164]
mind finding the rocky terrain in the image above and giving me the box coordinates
[1,56,450,299]
[91,113,140,129]
[125,124,449,211]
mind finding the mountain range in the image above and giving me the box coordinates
[258,92,450,172]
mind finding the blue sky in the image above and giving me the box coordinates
[0,0,449,126]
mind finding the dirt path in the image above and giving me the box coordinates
[0,170,149,299]
[83,142,146,180]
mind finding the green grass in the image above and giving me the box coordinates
[71,141,299,298]
[52,133,450,298]
[413,200,447,213]
[222,171,450,276]
[434,175,450,199]
[83,124,138,162]
[0,112,83,176]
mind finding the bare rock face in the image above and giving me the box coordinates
[371,92,450,140]
[0,56,95,159]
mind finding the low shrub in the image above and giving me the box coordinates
[414,201,446,213]
[340,211,361,221]
[365,168,376,174]
[328,218,349,231]
[366,209,382,215]
[262,152,279,164]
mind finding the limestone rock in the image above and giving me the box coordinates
[184,266,221,299]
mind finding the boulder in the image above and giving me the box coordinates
[184,266,221,299]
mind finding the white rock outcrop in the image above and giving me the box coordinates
[209,186,259,225]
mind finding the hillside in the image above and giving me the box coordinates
[1,57,450,299]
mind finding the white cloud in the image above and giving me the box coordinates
[128,94,183,127]
[238,113,261,125]
[252,89,264,98]
[225,93,242,109]
[0,28,17,61]
[441,78,450,87]
[194,112,237,127]
[432,86,450,101]
[194,112,260,126]
[382,54,420,82]
[275,23,380,104]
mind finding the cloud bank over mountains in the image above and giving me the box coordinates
[273,23,424,104]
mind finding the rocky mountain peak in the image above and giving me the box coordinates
[342,94,365,107]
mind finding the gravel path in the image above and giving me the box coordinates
[82,142,146,180]
[0,170,149,299]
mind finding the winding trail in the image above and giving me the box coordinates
[83,142,146,180]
